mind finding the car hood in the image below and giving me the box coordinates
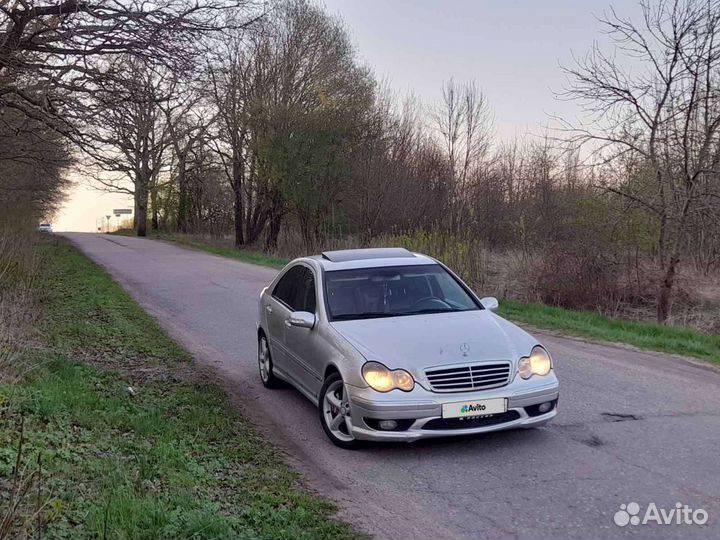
[330,310,539,372]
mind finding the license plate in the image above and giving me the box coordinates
[442,398,507,419]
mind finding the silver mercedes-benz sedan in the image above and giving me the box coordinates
[257,248,559,448]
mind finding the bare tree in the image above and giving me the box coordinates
[432,79,494,231]
[561,0,720,322]
[80,58,172,236]
[209,0,373,249]
[347,89,418,244]
[208,30,258,247]
[0,109,70,223]
[0,0,256,130]
[1,0,261,238]
[160,82,216,233]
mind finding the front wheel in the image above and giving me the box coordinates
[319,372,360,449]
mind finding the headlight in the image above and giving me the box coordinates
[362,361,414,392]
[518,346,552,379]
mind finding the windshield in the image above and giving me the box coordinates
[324,264,481,321]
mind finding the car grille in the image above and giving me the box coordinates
[424,361,512,393]
[423,410,520,430]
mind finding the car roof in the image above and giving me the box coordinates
[302,248,437,271]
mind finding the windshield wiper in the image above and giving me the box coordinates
[404,307,466,315]
[332,312,397,321]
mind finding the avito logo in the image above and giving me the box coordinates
[613,502,708,527]
[460,403,486,414]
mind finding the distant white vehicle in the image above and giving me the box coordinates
[38,223,53,233]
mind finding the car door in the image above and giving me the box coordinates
[283,266,325,399]
[267,265,304,379]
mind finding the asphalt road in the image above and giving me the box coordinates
[62,232,720,540]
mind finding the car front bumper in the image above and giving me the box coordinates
[346,375,559,442]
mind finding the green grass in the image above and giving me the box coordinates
[498,299,720,364]
[0,238,361,540]
[114,229,288,269]
[115,229,719,364]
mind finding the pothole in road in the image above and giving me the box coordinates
[601,412,641,422]
[581,434,605,447]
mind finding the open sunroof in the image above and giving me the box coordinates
[321,248,415,262]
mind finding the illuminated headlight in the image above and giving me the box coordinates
[518,346,553,379]
[362,362,415,392]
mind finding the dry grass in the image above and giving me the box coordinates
[666,269,720,334]
[0,215,49,540]
[118,226,719,335]
[372,231,719,335]
[0,223,45,384]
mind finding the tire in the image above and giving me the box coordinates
[258,333,282,388]
[319,372,360,449]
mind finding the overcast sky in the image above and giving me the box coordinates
[56,0,639,231]
[323,0,640,139]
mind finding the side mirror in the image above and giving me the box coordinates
[287,311,315,329]
[480,296,499,312]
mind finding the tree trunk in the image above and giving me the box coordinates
[233,186,244,248]
[136,160,151,237]
[656,255,679,323]
[359,222,372,247]
[150,187,159,231]
[247,205,267,244]
[657,184,693,323]
[232,150,244,247]
[299,212,312,250]
[264,188,283,250]
[265,212,282,250]
[176,159,188,233]
[245,154,256,243]
[136,184,148,237]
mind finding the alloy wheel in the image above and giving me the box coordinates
[322,379,354,443]
[258,336,271,383]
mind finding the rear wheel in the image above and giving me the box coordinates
[258,334,281,388]
[319,372,359,449]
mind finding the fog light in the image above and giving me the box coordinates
[538,402,552,413]
[378,420,398,430]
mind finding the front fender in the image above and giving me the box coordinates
[318,321,368,388]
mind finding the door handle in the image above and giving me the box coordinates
[284,318,292,327]
[266,305,273,314]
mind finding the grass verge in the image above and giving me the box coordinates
[113,230,719,364]
[113,229,287,268]
[0,237,360,540]
[499,299,719,364]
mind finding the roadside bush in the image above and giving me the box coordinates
[530,241,622,310]
[0,217,45,383]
